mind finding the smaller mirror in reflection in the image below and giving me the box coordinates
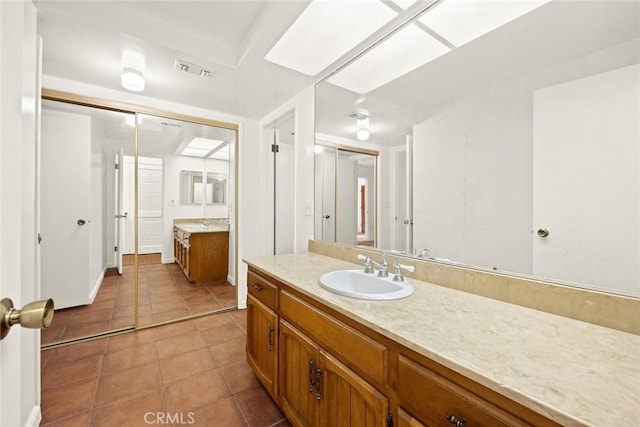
[207,173,227,205]
[180,170,204,205]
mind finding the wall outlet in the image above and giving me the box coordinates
[304,200,313,216]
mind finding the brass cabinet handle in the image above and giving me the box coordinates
[445,413,466,427]
[316,367,322,401]
[251,283,263,292]
[308,360,315,392]
[267,325,274,352]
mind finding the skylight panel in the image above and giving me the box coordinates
[209,144,230,160]
[327,23,450,94]
[265,0,397,76]
[419,0,553,47]
[179,137,226,158]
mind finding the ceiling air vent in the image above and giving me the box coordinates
[173,60,214,78]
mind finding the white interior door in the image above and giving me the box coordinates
[321,151,336,242]
[41,108,91,309]
[137,156,163,255]
[1,2,41,425]
[533,65,640,296]
[336,156,357,245]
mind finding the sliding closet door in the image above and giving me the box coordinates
[40,99,135,345]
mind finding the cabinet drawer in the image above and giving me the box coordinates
[280,290,387,386]
[398,355,527,427]
[247,271,278,310]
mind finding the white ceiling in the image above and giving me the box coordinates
[315,0,640,146]
[34,0,640,148]
[35,0,316,120]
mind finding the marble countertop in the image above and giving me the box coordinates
[174,220,229,234]
[244,252,640,427]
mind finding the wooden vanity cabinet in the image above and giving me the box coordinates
[278,319,389,427]
[246,294,278,399]
[245,267,558,427]
[173,226,229,283]
[246,271,279,400]
[397,408,426,427]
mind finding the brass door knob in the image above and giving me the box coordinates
[0,298,54,340]
[537,228,550,238]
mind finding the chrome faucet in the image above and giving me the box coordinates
[370,253,389,277]
[358,253,389,277]
[416,248,432,259]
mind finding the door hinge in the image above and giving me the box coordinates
[271,143,279,153]
[114,246,118,252]
[115,163,119,170]
[387,412,393,427]
[37,233,42,244]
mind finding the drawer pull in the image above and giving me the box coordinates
[316,367,322,401]
[251,283,263,292]
[308,360,315,392]
[445,413,467,427]
[267,325,274,351]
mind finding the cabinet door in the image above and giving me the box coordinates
[246,294,278,398]
[398,408,427,427]
[279,319,320,427]
[318,350,388,427]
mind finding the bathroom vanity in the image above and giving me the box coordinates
[173,219,229,283]
[244,252,639,427]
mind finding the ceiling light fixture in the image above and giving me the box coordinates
[121,68,145,92]
[352,113,370,141]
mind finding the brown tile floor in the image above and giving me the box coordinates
[41,310,291,427]
[42,255,236,345]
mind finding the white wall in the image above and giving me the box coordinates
[413,38,639,274]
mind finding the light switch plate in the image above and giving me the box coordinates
[304,200,313,216]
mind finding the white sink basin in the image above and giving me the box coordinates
[318,270,414,300]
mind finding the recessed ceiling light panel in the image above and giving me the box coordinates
[265,0,397,76]
[419,0,552,47]
[328,24,450,94]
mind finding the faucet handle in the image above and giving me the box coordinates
[392,262,415,282]
[357,254,374,274]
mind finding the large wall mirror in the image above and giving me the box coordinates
[315,0,639,298]
[40,96,238,346]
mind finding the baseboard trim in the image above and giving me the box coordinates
[26,405,41,427]
[88,267,107,304]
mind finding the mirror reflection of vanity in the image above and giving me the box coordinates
[315,0,639,298]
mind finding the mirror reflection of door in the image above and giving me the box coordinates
[314,144,377,246]
[40,99,135,345]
